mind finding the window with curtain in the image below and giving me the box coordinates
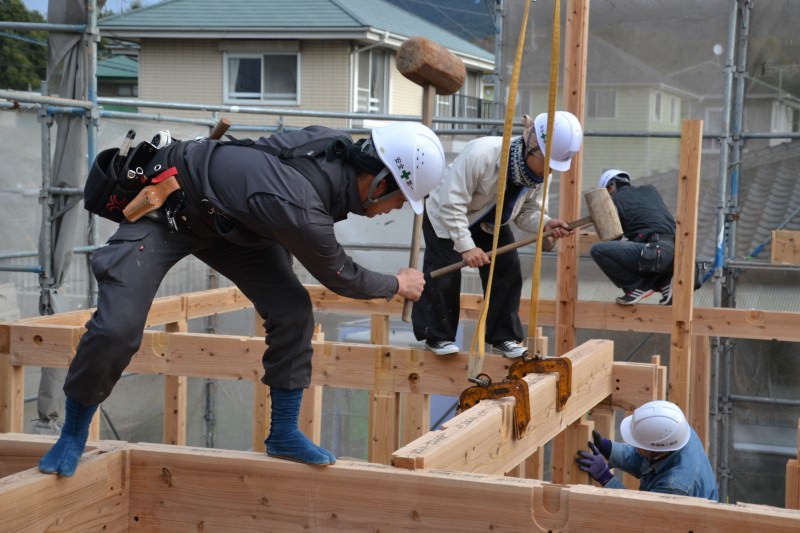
[225,53,299,104]
[587,89,617,119]
[355,48,388,114]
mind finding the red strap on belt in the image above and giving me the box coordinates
[151,166,179,184]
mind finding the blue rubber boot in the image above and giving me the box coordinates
[265,388,336,465]
[38,397,98,477]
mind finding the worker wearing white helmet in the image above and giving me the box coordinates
[412,111,579,358]
[576,400,719,501]
[591,168,676,305]
[39,121,446,476]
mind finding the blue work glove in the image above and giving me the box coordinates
[592,429,612,459]
[576,442,614,485]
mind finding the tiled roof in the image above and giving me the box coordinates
[98,0,492,62]
[96,55,139,79]
[635,140,800,261]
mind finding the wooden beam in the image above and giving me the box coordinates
[163,320,189,446]
[122,441,800,532]
[670,119,703,412]
[391,339,614,474]
[0,442,129,533]
[610,361,661,411]
[305,285,800,343]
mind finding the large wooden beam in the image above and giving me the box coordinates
[8,287,800,346]
[0,436,129,533]
[122,441,800,532]
[391,339,614,474]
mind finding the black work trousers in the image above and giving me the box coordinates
[411,211,524,345]
[63,214,315,406]
[590,239,673,292]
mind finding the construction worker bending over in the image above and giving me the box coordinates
[590,169,676,305]
[39,122,446,476]
[576,400,719,501]
[412,111,581,358]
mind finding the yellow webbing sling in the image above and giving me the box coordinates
[467,0,562,380]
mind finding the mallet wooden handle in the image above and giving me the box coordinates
[210,117,231,140]
[429,215,593,279]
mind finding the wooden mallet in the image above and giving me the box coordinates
[429,187,623,278]
[396,37,466,321]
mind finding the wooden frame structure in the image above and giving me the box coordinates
[3,285,800,531]
[2,1,800,528]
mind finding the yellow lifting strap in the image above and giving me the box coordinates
[528,0,562,336]
[466,0,534,380]
[467,0,562,380]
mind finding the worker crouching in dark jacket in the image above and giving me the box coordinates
[39,122,446,476]
[590,169,676,305]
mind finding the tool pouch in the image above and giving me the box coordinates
[83,147,147,222]
[83,140,164,222]
[638,236,674,273]
[122,174,181,222]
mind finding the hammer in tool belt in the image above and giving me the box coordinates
[396,37,466,321]
[429,187,623,279]
[122,118,231,222]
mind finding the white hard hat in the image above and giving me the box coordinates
[533,111,583,172]
[370,122,446,214]
[619,400,691,452]
[597,169,632,189]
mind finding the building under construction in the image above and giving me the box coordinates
[2,0,800,531]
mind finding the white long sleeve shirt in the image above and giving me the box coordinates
[425,136,550,253]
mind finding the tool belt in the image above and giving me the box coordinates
[84,139,187,225]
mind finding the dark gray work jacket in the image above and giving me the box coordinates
[178,126,398,300]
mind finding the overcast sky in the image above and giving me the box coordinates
[22,1,161,16]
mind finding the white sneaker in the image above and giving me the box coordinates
[425,340,460,356]
[32,418,63,436]
[492,340,527,358]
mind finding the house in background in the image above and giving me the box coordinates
[518,36,696,184]
[97,0,496,133]
[96,54,139,112]
[667,60,800,152]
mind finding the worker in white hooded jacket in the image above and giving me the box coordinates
[412,111,582,358]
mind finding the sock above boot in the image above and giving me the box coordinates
[265,387,336,465]
[38,397,98,477]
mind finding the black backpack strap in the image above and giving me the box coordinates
[219,137,337,213]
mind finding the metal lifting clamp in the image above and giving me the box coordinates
[458,373,531,439]
[506,353,573,412]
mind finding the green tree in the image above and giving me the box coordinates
[0,0,47,91]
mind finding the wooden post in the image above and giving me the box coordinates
[0,350,24,433]
[669,119,703,413]
[252,312,268,452]
[690,336,711,449]
[163,320,188,446]
[555,0,590,356]
[552,419,594,484]
[369,314,398,464]
[299,324,325,444]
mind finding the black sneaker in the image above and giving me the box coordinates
[658,279,673,305]
[615,288,655,305]
[424,340,460,356]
